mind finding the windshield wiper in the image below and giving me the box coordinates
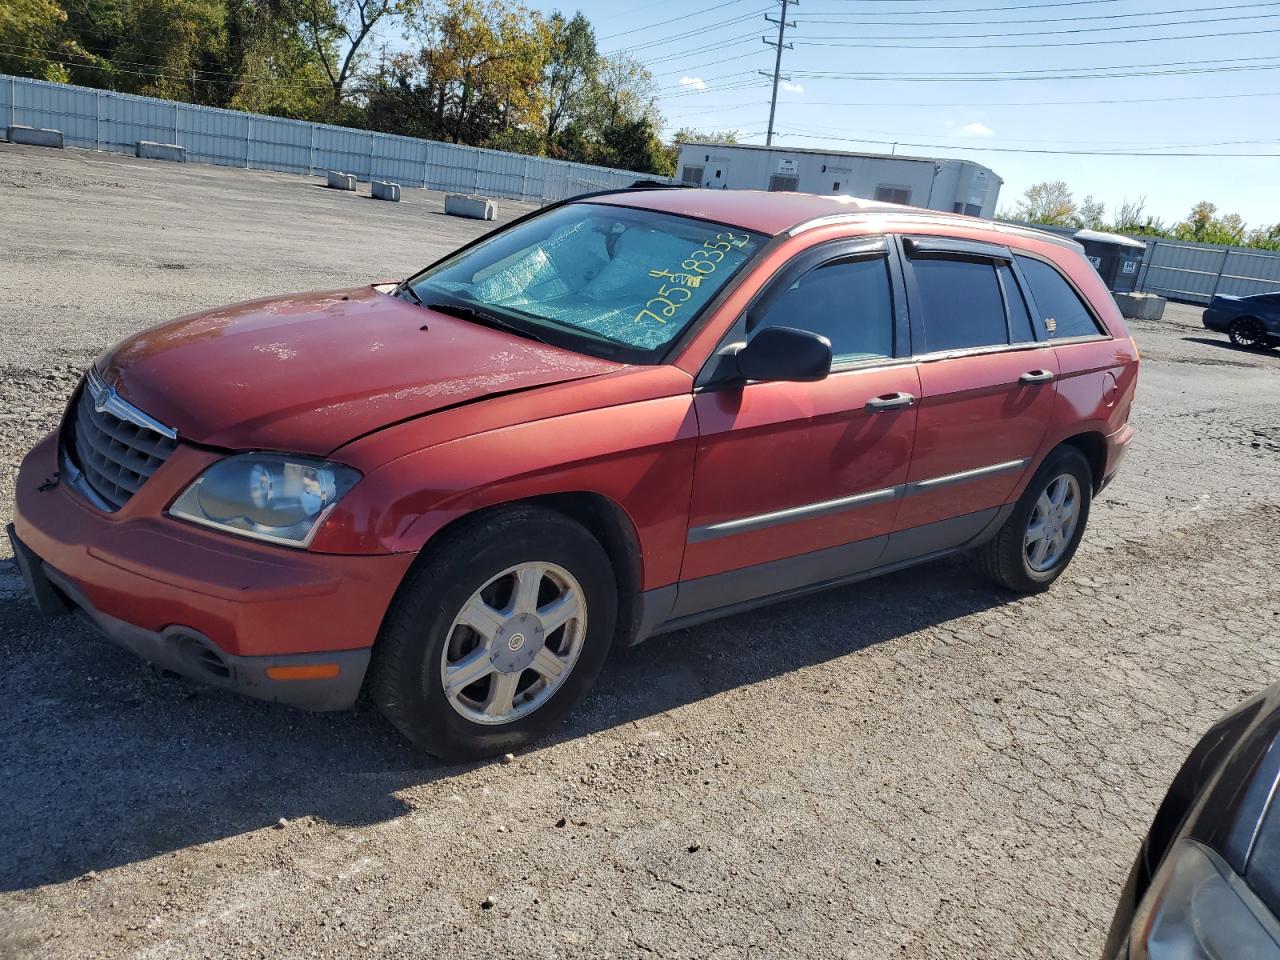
[426,302,550,345]
[396,281,425,307]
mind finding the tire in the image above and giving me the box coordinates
[977,445,1093,594]
[1228,316,1271,350]
[368,505,617,761]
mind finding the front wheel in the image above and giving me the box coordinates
[977,446,1093,593]
[368,505,617,761]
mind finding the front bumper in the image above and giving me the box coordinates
[10,431,415,710]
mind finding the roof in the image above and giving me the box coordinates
[1074,229,1147,249]
[676,140,998,175]
[583,188,1081,251]
[591,189,898,235]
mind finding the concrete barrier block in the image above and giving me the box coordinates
[1114,291,1166,321]
[371,180,400,202]
[135,140,186,162]
[326,170,357,191]
[445,193,497,221]
[7,125,64,149]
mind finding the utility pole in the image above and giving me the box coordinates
[759,0,796,147]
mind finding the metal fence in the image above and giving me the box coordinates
[1001,220,1280,304]
[0,73,669,203]
[1135,238,1280,304]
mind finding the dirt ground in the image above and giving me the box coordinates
[1,142,1278,960]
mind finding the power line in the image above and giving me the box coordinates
[776,118,1280,148]
[790,12,1280,42]
[789,55,1280,81]
[798,0,1280,26]
[774,131,1280,157]
[600,0,762,42]
[802,0,1130,14]
[795,25,1280,50]
[605,9,770,54]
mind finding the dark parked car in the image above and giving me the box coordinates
[1105,682,1280,959]
[1202,292,1280,349]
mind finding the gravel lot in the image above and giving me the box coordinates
[2,142,1279,960]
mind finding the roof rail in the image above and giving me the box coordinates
[788,210,1084,251]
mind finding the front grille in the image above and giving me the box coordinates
[65,372,178,510]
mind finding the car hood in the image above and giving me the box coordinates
[98,286,619,455]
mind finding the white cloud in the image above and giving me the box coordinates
[958,121,994,137]
[679,76,706,90]
[781,81,805,93]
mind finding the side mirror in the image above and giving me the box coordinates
[734,326,832,383]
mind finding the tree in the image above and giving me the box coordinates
[1076,195,1105,230]
[671,127,740,145]
[1013,181,1077,226]
[541,11,596,154]
[1175,201,1247,245]
[370,0,546,145]
[1247,223,1280,251]
[1111,197,1169,237]
[303,0,400,104]
[0,0,84,82]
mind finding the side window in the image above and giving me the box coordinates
[752,256,894,363]
[910,257,1008,352]
[1015,256,1105,339]
[998,263,1036,343]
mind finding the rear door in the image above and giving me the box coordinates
[675,237,919,617]
[886,236,1058,559]
[1014,254,1130,430]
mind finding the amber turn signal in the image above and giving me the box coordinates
[266,663,340,681]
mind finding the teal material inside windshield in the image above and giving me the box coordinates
[411,203,762,354]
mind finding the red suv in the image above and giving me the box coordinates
[8,189,1137,759]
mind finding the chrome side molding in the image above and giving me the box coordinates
[687,457,1031,542]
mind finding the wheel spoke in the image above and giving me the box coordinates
[444,649,494,698]
[1036,492,1054,518]
[510,565,544,615]
[1025,519,1047,544]
[538,590,582,635]
[457,596,504,642]
[530,646,565,682]
[1049,478,1069,509]
[484,671,521,718]
[1031,536,1052,568]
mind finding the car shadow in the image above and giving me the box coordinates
[1182,335,1278,356]
[0,552,1010,892]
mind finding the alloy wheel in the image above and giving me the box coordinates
[1024,474,1081,573]
[439,562,587,725]
[1229,317,1268,349]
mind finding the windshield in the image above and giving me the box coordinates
[404,202,765,362]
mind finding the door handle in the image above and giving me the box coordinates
[865,391,916,411]
[1019,370,1055,385]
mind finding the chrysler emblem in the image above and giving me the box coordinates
[93,387,114,414]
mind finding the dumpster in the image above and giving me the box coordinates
[1074,229,1146,293]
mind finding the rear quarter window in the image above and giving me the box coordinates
[1016,256,1106,339]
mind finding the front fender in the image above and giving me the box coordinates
[309,395,699,591]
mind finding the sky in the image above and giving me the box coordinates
[516,0,1280,226]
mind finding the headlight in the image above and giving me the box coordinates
[169,454,361,548]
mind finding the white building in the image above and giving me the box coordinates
[675,142,1003,218]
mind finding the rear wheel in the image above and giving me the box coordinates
[978,446,1093,593]
[1229,316,1272,350]
[369,505,617,761]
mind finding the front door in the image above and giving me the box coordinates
[886,238,1058,560]
[674,238,919,619]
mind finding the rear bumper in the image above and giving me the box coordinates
[1101,422,1135,491]
[10,432,415,710]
